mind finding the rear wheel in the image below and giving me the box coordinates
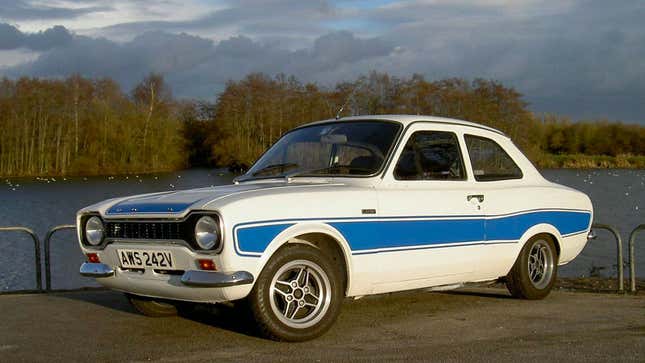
[127,294,178,317]
[506,234,558,300]
[248,244,343,341]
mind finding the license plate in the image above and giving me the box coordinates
[117,249,175,270]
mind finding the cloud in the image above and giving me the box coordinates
[0,0,110,21]
[341,0,645,121]
[3,28,394,98]
[1,0,645,122]
[0,23,73,50]
[93,1,336,39]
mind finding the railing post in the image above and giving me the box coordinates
[0,227,43,292]
[628,225,645,293]
[44,225,76,291]
[591,223,623,292]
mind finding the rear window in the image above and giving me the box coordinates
[464,135,523,181]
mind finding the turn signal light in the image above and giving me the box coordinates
[198,259,216,271]
[86,253,100,263]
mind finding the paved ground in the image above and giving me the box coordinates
[0,288,643,362]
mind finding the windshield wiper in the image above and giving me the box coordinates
[236,163,300,182]
[285,165,374,180]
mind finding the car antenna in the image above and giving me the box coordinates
[335,77,364,120]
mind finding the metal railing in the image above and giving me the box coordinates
[628,224,645,293]
[590,223,624,292]
[0,222,642,294]
[44,225,76,291]
[0,227,42,291]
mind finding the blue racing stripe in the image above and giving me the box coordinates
[330,219,485,251]
[486,211,591,240]
[233,209,592,256]
[107,201,194,214]
[237,223,294,253]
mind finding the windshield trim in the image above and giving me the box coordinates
[238,120,404,182]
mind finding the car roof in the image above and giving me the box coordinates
[301,114,508,137]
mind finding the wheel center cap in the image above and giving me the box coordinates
[293,288,304,299]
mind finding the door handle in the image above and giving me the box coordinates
[467,194,485,203]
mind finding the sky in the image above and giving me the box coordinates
[0,0,644,123]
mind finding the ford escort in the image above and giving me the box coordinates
[78,115,593,341]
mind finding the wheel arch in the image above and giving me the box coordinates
[518,223,562,258]
[255,223,354,296]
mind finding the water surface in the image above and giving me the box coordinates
[1,168,643,291]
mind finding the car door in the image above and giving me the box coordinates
[372,123,486,292]
[461,133,530,278]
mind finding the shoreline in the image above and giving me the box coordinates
[535,153,645,169]
[1,162,644,179]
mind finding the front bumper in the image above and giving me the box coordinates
[78,243,256,303]
[80,262,115,277]
[180,270,254,287]
[80,262,254,288]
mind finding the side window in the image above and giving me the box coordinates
[464,135,523,181]
[394,131,466,180]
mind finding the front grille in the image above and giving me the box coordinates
[81,212,220,252]
[105,222,185,240]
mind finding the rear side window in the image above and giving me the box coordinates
[394,131,466,180]
[464,135,523,181]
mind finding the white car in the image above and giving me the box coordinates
[78,115,593,341]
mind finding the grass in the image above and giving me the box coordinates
[535,153,645,169]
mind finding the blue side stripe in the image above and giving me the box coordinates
[330,219,485,251]
[486,211,591,240]
[350,240,517,255]
[229,207,588,227]
[236,223,294,253]
[234,209,592,256]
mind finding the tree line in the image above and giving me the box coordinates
[0,72,643,177]
[0,75,184,177]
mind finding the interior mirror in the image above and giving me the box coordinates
[321,134,348,144]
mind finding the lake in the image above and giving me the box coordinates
[1,168,643,292]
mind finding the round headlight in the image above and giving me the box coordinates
[194,216,219,250]
[85,216,104,246]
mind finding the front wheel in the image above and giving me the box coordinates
[506,234,558,300]
[248,244,344,341]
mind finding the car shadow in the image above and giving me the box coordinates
[51,289,140,314]
[178,302,261,338]
[54,289,264,338]
[441,287,515,299]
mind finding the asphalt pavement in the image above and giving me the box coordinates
[0,288,643,362]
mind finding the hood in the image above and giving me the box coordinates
[104,183,272,216]
[101,181,341,217]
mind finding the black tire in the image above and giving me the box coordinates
[506,234,558,300]
[127,294,178,317]
[247,244,344,341]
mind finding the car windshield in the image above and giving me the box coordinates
[241,121,402,181]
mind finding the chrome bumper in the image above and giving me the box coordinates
[79,263,254,288]
[180,270,254,287]
[80,262,115,277]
